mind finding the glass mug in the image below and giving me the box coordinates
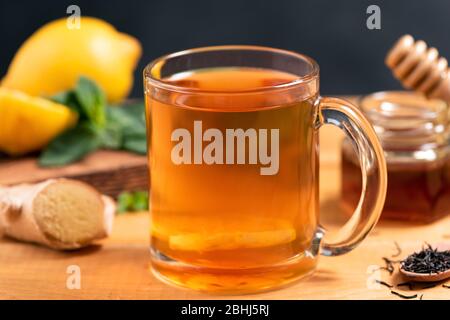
[144,46,387,294]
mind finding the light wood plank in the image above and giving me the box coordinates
[0,120,449,300]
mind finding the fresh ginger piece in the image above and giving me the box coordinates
[0,179,115,250]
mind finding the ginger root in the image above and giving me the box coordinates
[0,179,115,250]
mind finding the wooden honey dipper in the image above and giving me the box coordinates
[386,35,450,102]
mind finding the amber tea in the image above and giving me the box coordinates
[144,46,387,294]
[146,67,319,292]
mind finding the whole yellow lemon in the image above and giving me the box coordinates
[2,17,141,103]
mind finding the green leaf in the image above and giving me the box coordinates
[117,192,134,213]
[133,191,149,211]
[120,101,146,119]
[39,123,101,167]
[123,134,147,154]
[100,120,123,150]
[74,77,106,127]
[44,81,147,168]
[108,102,146,132]
[51,91,71,105]
[51,91,82,113]
[117,191,149,213]
[106,101,147,154]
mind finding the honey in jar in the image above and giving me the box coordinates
[341,91,450,223]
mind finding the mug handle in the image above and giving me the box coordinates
[316,97,387,256]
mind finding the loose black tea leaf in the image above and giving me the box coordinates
[380,257,401,275]
[390,290,418,299]
[375,280,393,288]
[377,248,449,300]
[378,267,391,273]
[392,241,402,258]
[401,244,450,274]
[382,258,394,274]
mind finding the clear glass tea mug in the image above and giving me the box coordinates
[144,46,387,294]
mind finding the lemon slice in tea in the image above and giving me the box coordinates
[152,215,296,252]
[169,228,296,252]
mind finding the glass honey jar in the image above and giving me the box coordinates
[341,91,450,223]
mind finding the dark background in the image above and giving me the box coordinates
[1,0,449,97]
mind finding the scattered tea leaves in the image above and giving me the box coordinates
[380,257,401,275]
[390,290,418,299]
[392,241,402,258]
[375,280,393,289]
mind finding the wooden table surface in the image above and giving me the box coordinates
[1,125,449,300]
